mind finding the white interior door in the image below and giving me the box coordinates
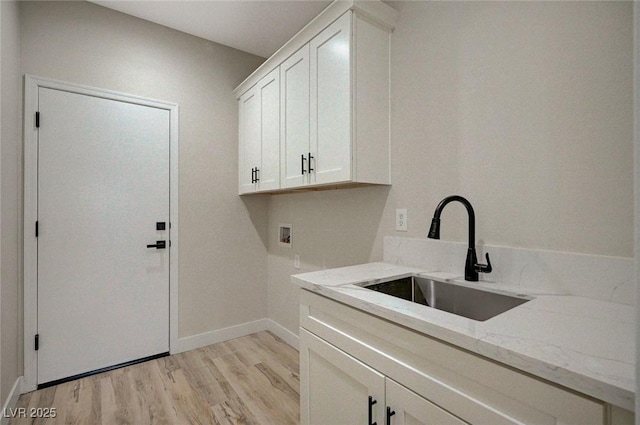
[37,87,170,385]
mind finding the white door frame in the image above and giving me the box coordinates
[23,75,179,392]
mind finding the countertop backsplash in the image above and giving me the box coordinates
[384,236,635,305]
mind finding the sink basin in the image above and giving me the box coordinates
[364,276,531,321]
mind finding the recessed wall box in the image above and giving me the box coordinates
[279,224,292,248]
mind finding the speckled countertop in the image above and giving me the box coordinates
[292,262,635,411]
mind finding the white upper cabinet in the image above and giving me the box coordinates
[238,67,280,194]
[235,1,398,194]
[309,12,351,186]
[280,45,311,189]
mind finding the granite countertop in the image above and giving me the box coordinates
[292,262,635,411]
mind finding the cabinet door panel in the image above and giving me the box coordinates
[239,87,260,193]
[281,45,311,188]
[310,12,352,185]
[258,68,280,191]
[300,328,385,425]
[386,379,468,425]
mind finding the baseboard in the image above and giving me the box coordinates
[175,319,270,353]
[175,318,299,354]
[1,376,23,425]
[265,319,299,350]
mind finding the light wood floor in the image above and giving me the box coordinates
[10,331,300,425]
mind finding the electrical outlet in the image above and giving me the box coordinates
[294,254,301,269]
[396,209,408,232]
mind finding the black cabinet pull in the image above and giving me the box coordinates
[368,396,377,425]
[386,407,395,425]
[147,240,166,249]
[301,154,307,175]
[255,167,260,182]
[251,167,255,183]
[308,152,314,172]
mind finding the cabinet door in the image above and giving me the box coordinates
[257,67,280,191]
[386,379,469,425]
[300,328,385,425]
[280,45,311,188]
[310,12,352,185]
[238,86,260,193]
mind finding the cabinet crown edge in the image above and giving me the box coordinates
[233,0,398,98]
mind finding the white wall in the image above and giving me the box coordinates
[2,0,634,402]
[267,1,634,336]
[1,0,21,405]
[9,0,268,381]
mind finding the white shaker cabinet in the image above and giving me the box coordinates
[301,328,470,425]
[300,289,623,425]
[281,11,392,189]
[308,12,351,186]
[300,328,385,425]
[238,67,280,194]
[386,379,469,425]
[235,1,398,194]
[280,45,311,189]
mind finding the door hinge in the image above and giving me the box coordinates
[35,221,38,237]
[35,112,40,128]
[35,334,39,351]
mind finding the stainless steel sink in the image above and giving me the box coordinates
[364,276,531,321]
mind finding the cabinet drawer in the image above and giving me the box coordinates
[300,289,606,425]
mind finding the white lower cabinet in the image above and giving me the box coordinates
[299,289,630,425]
[300,328,385,425]
[301,328,470,425]
[386,379,467,425]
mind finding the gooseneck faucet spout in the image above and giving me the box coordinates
[428,195,492,282]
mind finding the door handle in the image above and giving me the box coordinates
[368,396,377,425]
[301,154,307,175]
[147,240,166,249]
[386,407,396,425]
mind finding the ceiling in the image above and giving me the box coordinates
[89,0,333,58]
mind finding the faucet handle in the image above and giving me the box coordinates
[475,253,492,274]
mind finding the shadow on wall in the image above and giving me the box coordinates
[268,185,392,269]
[240,195,270,249]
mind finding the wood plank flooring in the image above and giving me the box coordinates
[9,331,300,425]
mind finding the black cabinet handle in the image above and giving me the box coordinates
[147,240,166,249]
[255,167,260,182]
[386,407,395,425]
[368,396,377,425]
[251,167,255,183]
[301,154,307,175]
[308,152,314,172]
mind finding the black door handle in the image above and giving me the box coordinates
[147,240,166,249]
[368,396,377,425]
[386,407,395,425]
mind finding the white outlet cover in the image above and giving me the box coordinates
[396,209,408,232]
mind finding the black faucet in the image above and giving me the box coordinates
[427,195,492,282]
